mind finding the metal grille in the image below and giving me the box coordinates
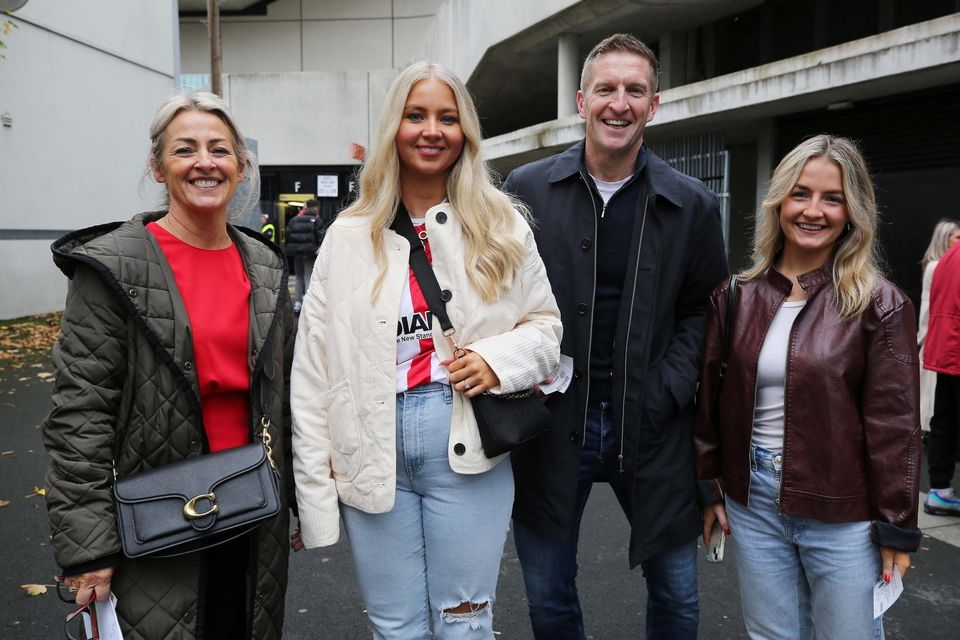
[650,132,731,254]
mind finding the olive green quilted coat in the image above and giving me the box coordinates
[43,212,295,639]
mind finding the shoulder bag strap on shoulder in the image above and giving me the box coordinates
[389,205,455,336]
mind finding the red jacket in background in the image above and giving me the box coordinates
[924,243,960,376]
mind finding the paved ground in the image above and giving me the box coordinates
[2,350,959,638]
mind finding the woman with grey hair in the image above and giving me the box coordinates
[43,91,295,639]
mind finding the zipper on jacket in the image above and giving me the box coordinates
[775,294,809,515]
[618,195,650,473]
[578,172,601,449]
[745,289,786,508]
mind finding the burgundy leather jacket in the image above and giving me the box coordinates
[694,266,921,551]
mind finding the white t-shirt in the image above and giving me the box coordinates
[751,300,806,452]
[590,174,631,206]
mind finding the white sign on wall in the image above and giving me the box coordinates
[317,175,339,197]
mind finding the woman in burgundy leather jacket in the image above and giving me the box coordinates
[695,135,920,639]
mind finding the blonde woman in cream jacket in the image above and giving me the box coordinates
[290,62,561,639]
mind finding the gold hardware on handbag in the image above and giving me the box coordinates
[182,493,218,519]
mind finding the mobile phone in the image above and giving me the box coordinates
[705,522,725,563]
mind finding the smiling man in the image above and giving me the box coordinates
[504,34,728,639]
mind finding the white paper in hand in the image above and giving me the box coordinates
[873,568,903,619]
[84,593,124,640]
[540,355,574,395]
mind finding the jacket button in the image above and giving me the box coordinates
[573,368,583,380]
[569,431,581,442]
[436,211,448,224]
[189,440,200,453]
[127,288,137,298]
[576,303,588,316]
[440,289,453,302]
[453,443,466,455]
[251,348,258,357]
[183,361,193,370]
[580,238,592,250]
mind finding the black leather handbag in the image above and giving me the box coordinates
[391,207,554,459]
[113,351,281,558]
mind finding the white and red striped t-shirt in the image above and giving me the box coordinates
[396,219,449,392]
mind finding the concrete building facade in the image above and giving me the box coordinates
[420,0,960,304]
[4,0,957,318]
[177,0,443,238]
[0,0,178,319]
[181,0,959,307]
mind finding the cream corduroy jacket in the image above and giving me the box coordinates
[291,203,562,548]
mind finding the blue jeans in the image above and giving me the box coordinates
[341,383,514,640]
[726,446,884,640]
[513,401,699,639]
[293,255,315,305]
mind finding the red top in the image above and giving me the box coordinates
[395,221,448,392]
[925,242,960,376]
[148,222,252,452]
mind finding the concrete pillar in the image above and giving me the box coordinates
[659,32,686,91]
[557,34,579,118]
[754,119,776,224]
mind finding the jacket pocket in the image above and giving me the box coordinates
[641,359,678,436]
[325,380,363,482]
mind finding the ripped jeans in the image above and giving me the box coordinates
[341,383,514,639]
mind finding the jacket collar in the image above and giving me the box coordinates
[547,139,683,207]
[765,260,833,294]
[52,211,287,380]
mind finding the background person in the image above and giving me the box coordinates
[42,91,295,640]
[696,134,920,639]
[290,62,561,639]
[503,34,728,639]
[285,198,323,313]
[922,226,960,516]
[918,219,960,436]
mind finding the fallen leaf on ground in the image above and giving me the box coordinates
[19,584,52,596]
[0,499,10,507]
[37,372,53,380]
[1,450,13,456]
[24,486,46,498]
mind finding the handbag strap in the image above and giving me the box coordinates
[710,275,738,430]
[113,323,279,479]
[389,204,458,342]
[718,275,739,385]
[256,339,278,469]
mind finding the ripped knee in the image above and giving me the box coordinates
[444,601,487,615]
[440,600,490,628]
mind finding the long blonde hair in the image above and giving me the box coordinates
[922,218,960,270]
[742,134,880,319]
[341,62,527,303]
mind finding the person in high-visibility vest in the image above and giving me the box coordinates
[260,213,277,243]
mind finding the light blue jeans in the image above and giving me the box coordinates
[726,446,883,640]
[341,383,514,640]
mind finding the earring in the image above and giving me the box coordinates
[845,222,852,232]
